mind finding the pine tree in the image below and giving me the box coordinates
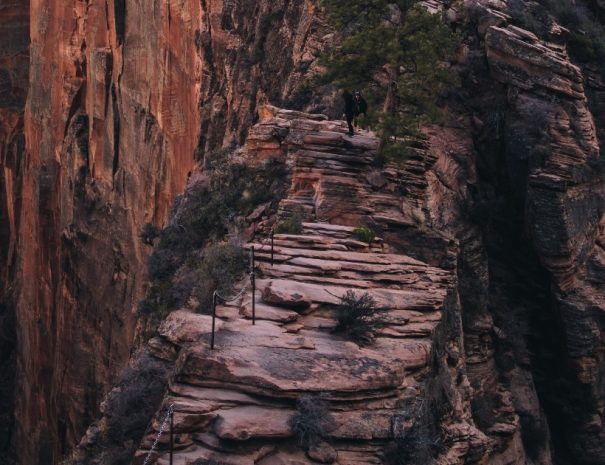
[318,0,460,160]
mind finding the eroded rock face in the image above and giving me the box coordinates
[0,2,29,462]
[5,1,605,464]
[5,2,328,464]
[483,19,605,464]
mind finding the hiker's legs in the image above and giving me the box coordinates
[346,113,354,135]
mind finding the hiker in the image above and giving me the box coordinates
[354,91,367,127]
[342,89,356,136]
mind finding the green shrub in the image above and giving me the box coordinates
[139,223,161,246]
[193,243,247,312]
[318,0,460,162]
[105,352,169,442]
[138,153,287,319]
[274,213,304,235]
[353,226,375,245]
[289,395,336,448]
[385,398,442,465]
[334,291,385,345]
[471,393,499,431]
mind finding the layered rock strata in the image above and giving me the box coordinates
[482,11,605,463]
[130,108,491,465]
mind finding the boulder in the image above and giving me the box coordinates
[307,442,338,463]
[262,281,312,310]
[158,310,222,345]
[214,406,294,440]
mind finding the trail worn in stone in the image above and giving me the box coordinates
[134,107,468,464]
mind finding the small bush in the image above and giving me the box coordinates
[193,243,247,312]
[334,291,385,345]
[138,154,287,319]
[274,213,304,235]
[105,352,169,444]
[385,399,442,465]
[353,226,375,245]
[289,395,336,448]
[471,394,499,431]
[139,223,161,246]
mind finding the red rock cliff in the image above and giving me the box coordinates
[4,1,605,465]
[3,1,325,464]
[0,1,29,462]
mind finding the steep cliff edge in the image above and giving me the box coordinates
[461,3,605,462]
[0,1,29,462]
[3,2,327,464]
[4,1,605,464]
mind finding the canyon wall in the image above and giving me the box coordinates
[2,1,327,463]
[14,1,202,462]
[0,1,29,462]
[3,0,605,464]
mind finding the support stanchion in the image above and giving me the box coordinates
[271,229,275,267]
[211,291,217,350]
[169,409,174,465]
[250,246,256,325]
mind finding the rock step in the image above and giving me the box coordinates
[256,278,448,312]
[296,149,374,164]
[250,233,379,251]
[258,266,438,288]
[248,244,438,268]
[250,251,450,283]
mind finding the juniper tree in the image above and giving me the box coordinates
[319,0,460,160]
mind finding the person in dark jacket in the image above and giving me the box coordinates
[354,91,368,127]
[342,89,356,136]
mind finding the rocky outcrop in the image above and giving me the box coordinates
[482,16,605,464]
[120,108,487,465]
[5,3,328,464]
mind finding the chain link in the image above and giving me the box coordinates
[142,403,175,465]
[215,283,248,304]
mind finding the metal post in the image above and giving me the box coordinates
[169,409,174,465]
[271,229,275,267]
[211,292,217,350]
[250,246,256,325]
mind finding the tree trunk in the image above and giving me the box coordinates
[379,65,398,153]
[382,65,398,114]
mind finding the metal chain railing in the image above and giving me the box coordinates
[214,285,248,303]
[142,403,175,465]
[207,228,290,350]
[211,246,257,350]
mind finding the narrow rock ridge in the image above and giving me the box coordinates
[132,108,475,464]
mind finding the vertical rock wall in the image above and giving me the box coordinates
[0,2,29,462]
[14,1,202,463]
[3,1,326,464]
